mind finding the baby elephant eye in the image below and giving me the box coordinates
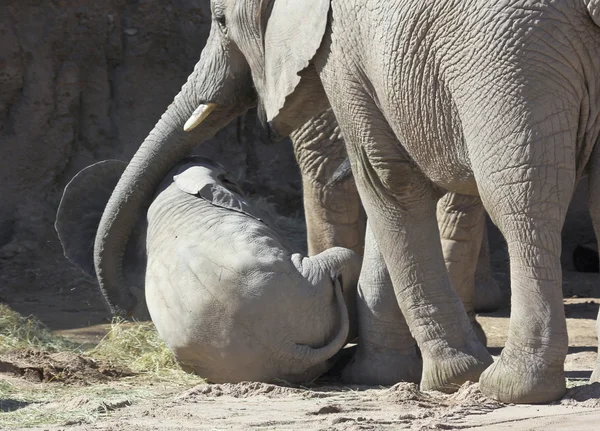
[218,174,239,190]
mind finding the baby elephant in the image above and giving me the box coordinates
[56,157,360,384]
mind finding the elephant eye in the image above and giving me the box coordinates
[215,14,227,30]
[211,0,227,28]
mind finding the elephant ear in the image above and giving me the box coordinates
[262,0,331,122]
[173,165,260,220]
[55,160,127,277]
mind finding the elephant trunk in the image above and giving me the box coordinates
[94,31,252,315]
[285,274,350,373]
[94,83,209,314]
[281,247,361,375]
[94,130,185,314]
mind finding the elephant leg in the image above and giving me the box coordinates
[587,150,600,383]
[341,222,421,385]
[291,109,366,257]
[477,151,573,404]
[323,98,491,391]
[358,172,491,393]
[300,175,366,256]
[473,226,504,313]
[436,192,487,345]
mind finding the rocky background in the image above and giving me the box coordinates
[0,0,596,329]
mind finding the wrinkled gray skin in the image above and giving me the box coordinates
[56,158,360,384]
[290,109,366,257]
[291,108,503,314]
[94,0,600,403]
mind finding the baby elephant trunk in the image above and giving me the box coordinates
[282,276,350,379]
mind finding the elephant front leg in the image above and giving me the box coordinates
[291,109,366,257]
[342,222,422,385]
[364,175,492,393]
[319,71,491,392]
[347,147,491,392]
[436,192,487,344]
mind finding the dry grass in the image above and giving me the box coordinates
[0,379,162,428]
[0,306,203,428]
[0,304,79,354]
[91,319,177,372]
[0,304,198,380]
[89,318,201,384]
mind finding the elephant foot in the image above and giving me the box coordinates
[473,278,504,313]
[420,341,493,393]
[479,347,566,403]
[341,346,422,386]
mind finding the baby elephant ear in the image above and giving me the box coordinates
[55,160,127,277]
[173,165,259,220]
[263,0,331,122]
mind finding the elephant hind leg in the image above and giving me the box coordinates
[586,149,600,384]
[476,140,575,404]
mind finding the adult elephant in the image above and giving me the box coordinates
[57,157,360,383]
[291,108,503,314]
[94,0,600,403]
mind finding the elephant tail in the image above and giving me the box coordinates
[326,157,353,189]
[585,0,600,27]
[55,160,127,278]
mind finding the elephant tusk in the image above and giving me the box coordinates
[183,103,217,132]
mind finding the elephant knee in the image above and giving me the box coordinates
[357,154,432,211]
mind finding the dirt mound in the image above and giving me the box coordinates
[385,381,501,409]
[177,382,310,401]
[448,381,503,409]
[385,382,427,403]
[0,349,133,384]
[380,382,505,430]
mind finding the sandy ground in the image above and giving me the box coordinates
[26,380,600,431]
[0,293,597,431]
